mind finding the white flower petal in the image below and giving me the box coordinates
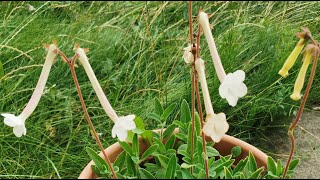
[13,126,25,138]
[219,70,248,107]
[218,84,228,99]
[117,130,128,142]
[232,70,245,82]
[112,114,136,141]
[225,92,238,107]
[214,113,229,134]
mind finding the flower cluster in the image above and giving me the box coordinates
[278,28,319,101]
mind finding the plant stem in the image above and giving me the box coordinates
[189,0,195,174]
[195,75,209,179]
[282,44,319,179]
[58,51,118,179]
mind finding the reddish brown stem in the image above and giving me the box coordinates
[189,0,195,174]
[195,75,209,179]
[58,51,118,179]
[282,46,319,179]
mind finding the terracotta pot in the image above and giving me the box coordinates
[79,128,268,179]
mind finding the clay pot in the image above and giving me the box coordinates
[79,128,268,179]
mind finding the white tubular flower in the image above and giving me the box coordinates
[198,10,226,82]
[1,113,26,137]
[1,43,57,138]
[203,113,229,143]
[219,70,247,107]
[74,45,137,142]
[195,58,229,143]
[74,45,118,123]
[112,115,136,142]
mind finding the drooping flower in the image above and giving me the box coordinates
[1,113,26,137]
[198,10,247,106]
[1,42,58,137]
[195,58,229,143]
[198,10,226,82]
[74,44,137,141]
[278,27,311,78]
[203,113,229,143]
[290,44,319,101]
[112,115,136,142]
[219,70,247,107]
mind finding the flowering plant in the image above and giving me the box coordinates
[2,2,319,179]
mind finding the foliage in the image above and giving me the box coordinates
[88,99,300,179]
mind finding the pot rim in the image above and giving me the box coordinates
[78,128,268,179]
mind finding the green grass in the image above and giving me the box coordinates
[0,1,320,178]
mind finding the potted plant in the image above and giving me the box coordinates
[1,2,319,179]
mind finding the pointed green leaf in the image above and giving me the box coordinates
[161,103,176,122]
[139,168,156,179]
[140,144,159,162]
[154,97,164,116]
[248,151,258,172]
[163,124,176,139]
[180,99,191,123]
[267,156,277,175]
[248,167,264,179]
[181,169,194,178]
[113,150,126,170]
[118,141,133,156]
[165,155,177,179]
[195,111,201,136]
[276,159,283,176]
[224,167,233,179]
[148,113,162,123]
[289,158,300,170]
[86,147,108,171]
[132,134,139,157]
[165,135,175,150]
[206,146,220,157]
[134,116,145,130]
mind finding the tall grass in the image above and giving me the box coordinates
[0,1,319,178]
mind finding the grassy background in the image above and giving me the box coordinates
[0,1,320,178]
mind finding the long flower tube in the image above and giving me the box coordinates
[1,42,58,137]
[74,44,136,141]
[290,44,317,101]
[198,10,226,82]
[198,10,247,107]
[279,27,311,78]
[195,58,229,143]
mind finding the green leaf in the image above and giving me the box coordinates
[148,113,162,123]
[224,167,233,179]
[206,146,220,157]
[248,167,264,179]
[248,151,258,172]
[165,135,175,150]
[231,146,242,157]
[134,116,145,130]
[132,134,139,157]
[267,156,277,175]
[139,168,156,179]
[157,155,170,169]
[165,155,177,179]
[131,156,139,164]
[0,61,3,78]
[86,147,108,171]
[163,124,176,139]
[196,169,206,179]
[175,133,187,141]
[196,137,204,164]
[126,153,136,176]
[289,158,300,170]
[154,97,164,116]
[141,130,153,144]
[233,158,248,174]
[140,144,159,162]
[181,169,194,179]
[267,171,279,179]
[194,111,201,136]
[173,120,185,129]
[180,99,191,123]
[276,159,283,176]
[153,137,166,154]
[161,103,177,122]
[118,141,133,156]
[113,151,126,170]
[155,168,166,179]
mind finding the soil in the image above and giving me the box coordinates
[253,109,320,179]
